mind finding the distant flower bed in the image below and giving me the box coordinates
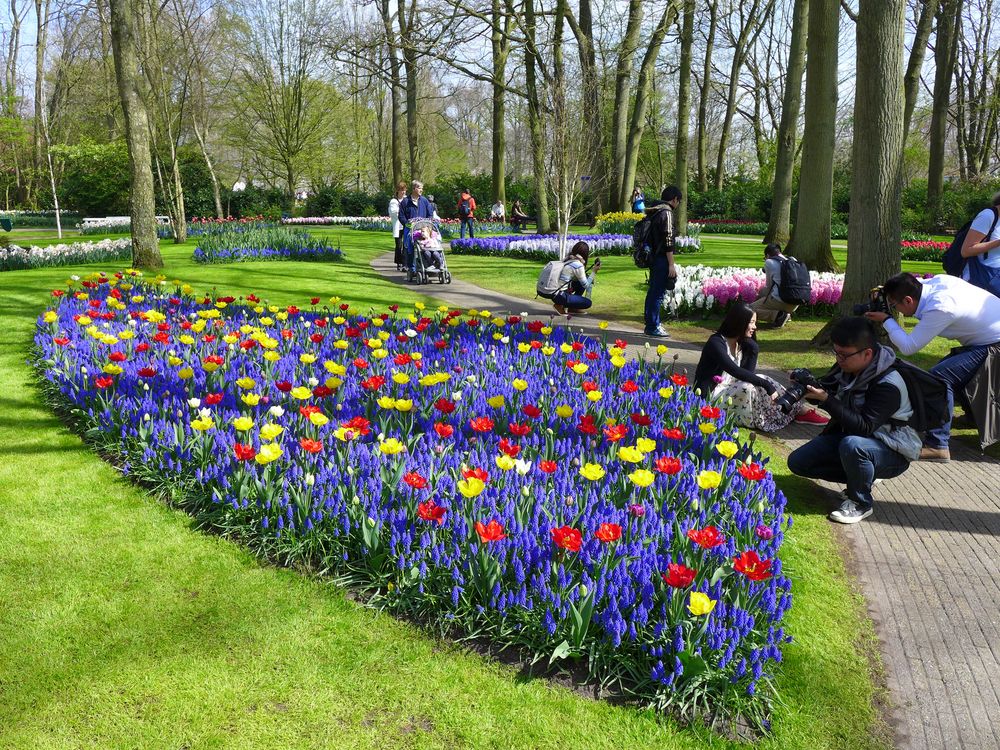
[351,217,512,238]
[900,240,949,262]
[192,222,344,264]
[34,272,793,730]
[0,210,84,228]
[0,238,132,271]
[79,218,132,234]
[697,220,849,240]
[283,216,377,226]
[450,233,701,260]
[595,212,644,234]
[664,265,844,317]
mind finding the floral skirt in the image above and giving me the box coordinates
[712,375,800,433]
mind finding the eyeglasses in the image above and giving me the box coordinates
[832,348,870,361]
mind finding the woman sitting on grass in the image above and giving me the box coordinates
[694,302,829,431]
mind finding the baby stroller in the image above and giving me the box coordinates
[406,218,452,285]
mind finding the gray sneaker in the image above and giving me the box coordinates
[644,326,671,339]
[828,498,873,525]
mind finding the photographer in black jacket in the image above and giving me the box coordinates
[787,317,921,524]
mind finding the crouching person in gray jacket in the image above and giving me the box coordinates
[787,317,920,525]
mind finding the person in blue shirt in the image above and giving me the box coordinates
[631,187,645,213]
[398,180,435,273]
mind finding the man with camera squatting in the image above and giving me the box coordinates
[864,272,1000,463]
[786,317,922,524]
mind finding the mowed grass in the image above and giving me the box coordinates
[0,228,889,749]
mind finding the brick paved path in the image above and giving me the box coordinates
[373,252,1000,749]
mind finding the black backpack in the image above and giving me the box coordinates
[777,256,812,305]
[943,207,998,277]
[459,198,471,218]
[890,359,950,433]
[632,216,654,269]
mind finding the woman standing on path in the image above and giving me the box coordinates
[388,181,407,271]
[695,303,828,431]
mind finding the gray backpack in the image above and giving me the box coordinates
[536,260,569,299]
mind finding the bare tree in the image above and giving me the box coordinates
[902,0,939,140]
[674,0,696,230]
[696,0,718,191]
[926,0,959,225]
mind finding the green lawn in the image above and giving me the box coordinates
[0,229,890,749]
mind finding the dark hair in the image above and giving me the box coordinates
[661,185,682,202]
[717,302,755,340]
[764,243,782,258]
[570,241,590,262]
[883,272,922,304]
[831,316,879,351]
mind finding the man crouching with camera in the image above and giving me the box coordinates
[787,317,921,524]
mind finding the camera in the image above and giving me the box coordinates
[775,368,824,414]
[852,286,892,316]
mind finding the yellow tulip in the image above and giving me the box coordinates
[177,367,194,380]
[487,395,505,408]
[656,345,669,356]
[658,387,674,400]
[334,426,357,442]
[333,340,349,350]
[299,353,317,364]
[571,363,588,375]
[236,377,256,390]
[560,343,573,354]
[43,310,57,324]
[716,441,738,459]
[255,443,283,464]
[377,396,397,410]
[167,356,183,367]
[241,393,261,407]
[232,416,254,431]
[617,446,644,463]
[555,405,574,418]
[541,346,556,356]
[636,437,657,454]
[325,377,343,390]
[372,349,389,360]
[628,469,655,488]
[395,399,414,412]
[610,355,627,369]
[392,372,410,384]
[263,351,281,362]
[699,423,717,435]
[190,416,215,432]
[290,386,313,400]
[458,477,486,497]
[697,470,722,490]
[309,412,329,426]
[579,462,606,481]
[599,321,608,330]
[380,438,405,455]
[688,592,717,616]
[586,390,603,402]
[512,379,528,392]
[495,454,516,471]
[324,361,346,375]
[517,342,531,354]
[260,423,284,441]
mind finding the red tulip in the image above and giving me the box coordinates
[298,438,323,453]
[233,443,257,461]
[687,526,726,549]
[603,423,628,442]
[433,422,454,438]
[475,519,507,543]
[670,374,688,386]
[662,562,697,588]
[403,472,428,489]
[469,416,494,433]
[620,380,639,393]
[434,398,456,413]
[498,437,520,458]
[700,405,721,419]
[508,422,531,437]
[341,416,371,435]
[204,392,224,405]
[94,375,114,389]
[137,366,157,378]
[538,460,558,474]
[551,525,583,552]
[738,462,768,481]
[595,523,622,543]
[417,500,446,525]
[662,427,685,440]
[630,412,651,426]
[521,404,542,419]
[655,456,682,474]
[462,466,489,483]
[733,550,773,581]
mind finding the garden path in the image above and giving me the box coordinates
[372,251,1000,750]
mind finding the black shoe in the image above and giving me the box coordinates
[773,311,790,328]
[828,498,873,525]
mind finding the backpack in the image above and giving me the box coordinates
[632,216,654,269]
[777,256,812,305]
[943,206,998,277]
[536,260,570,299]
[889,359,950,433]
[459,198,471,218]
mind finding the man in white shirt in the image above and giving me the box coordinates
[751,243,799,327]
[866,272,1000,462]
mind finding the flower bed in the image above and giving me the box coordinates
[284,216,377,226]
[696,220,850,240]
[79,218,133,234]
[192,223,343,264]
[351,217,512,238]
[0,238,132,271]
[900,240,949,262]
[450,233,701,261]
[34,273,793,729]
[664,265,844,317]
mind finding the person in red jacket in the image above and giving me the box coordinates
[458,189,477,239]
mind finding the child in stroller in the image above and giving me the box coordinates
[413,225,444,270]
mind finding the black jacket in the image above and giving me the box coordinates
[645,203,676,255]
[695,334,776,397]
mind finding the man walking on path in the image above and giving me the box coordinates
[643,186,681,339]
[458,189,477,239]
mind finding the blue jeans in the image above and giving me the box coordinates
[926,345,993,449]
[644,252,671,331]
[553,292,592,311]
[460,218,475,238]
[788,433,911,505]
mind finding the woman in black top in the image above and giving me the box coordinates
[695,303,826,431]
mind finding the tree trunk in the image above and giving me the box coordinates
[765,0,808,245]
[714,0,767,191]
[620,1,680,209]
[108,0,161,269]
[787,0,838,272]
[490,0,510,204]
[398,0,420,180]
[575,0,605,215]
[523,0,549,232]
[674,0,695,231]
[379,0,403,188]
[609,0,644,210]
[696,0,718,192]
[837,0,906,321]
[192,120,224,218]
[902,0,940,142]
[33,0,51,204]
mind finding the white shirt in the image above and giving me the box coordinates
[389,197,402,237]
[883,274,1000,354]
[969,207,1000,269]
[763,255,786,301]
